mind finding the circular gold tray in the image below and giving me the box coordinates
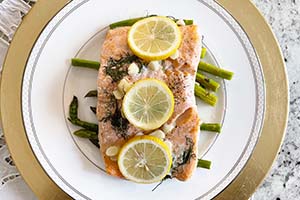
[0,0,288,199]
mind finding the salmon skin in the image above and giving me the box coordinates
[97,25,201,180]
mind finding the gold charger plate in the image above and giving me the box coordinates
[0,0,288,199]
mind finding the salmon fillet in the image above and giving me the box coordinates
[97,25,201,181]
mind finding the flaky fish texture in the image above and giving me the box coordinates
[97,25,201,180]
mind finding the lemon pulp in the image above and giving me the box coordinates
[122,78,174,131]
[128,16,182,61]
[118,135,172,183]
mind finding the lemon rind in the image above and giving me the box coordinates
[117,135,172,184]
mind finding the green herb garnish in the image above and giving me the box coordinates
[172,136,196,174]
[104,54,144,82]
[100,95,129,140]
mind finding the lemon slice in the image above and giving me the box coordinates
[122,78,174,130]
[118,135,172,183]
[128,16,182,61]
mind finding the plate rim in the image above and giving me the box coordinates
[0,0,288,199]
[21,0,266,199]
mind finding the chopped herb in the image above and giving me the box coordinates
[166,15,176,20]
[90,106,97,114]
[100,91,117,121]
[152,174,172,191]
[110,105,129,139]
[172,136,196,174]
[100,95,129,140]
[181,137,196,165]
[166,16,193,25]
[104,53,145,82]
[89,139,100,148]
[161,60,166,67]
[100,93,117,122]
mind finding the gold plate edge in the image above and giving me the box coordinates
[215,0,289,199]
[0,0,71,199]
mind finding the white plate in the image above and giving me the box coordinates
[21,0,265,199]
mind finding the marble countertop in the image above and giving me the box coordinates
[252,0,300,199]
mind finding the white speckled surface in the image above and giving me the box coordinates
[251,0,300,200]
[0,0,298,199]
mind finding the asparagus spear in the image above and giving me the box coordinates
[200,47,207,59]
[110,16,194,29]
[69,96,79,121]
[89,139,100,148]
[109,17,146,29]
[73,129,98,140]
[90,106,96,114]
[85,90,97,98]
[68,96,98,132]
[71,58,100,70]
[198,61,234,80]
[197,159,212,169]
[68,118,98,132]
[183,19,193,25]
[200,123,222,133]
[196,72,220,92]
[194,84,217,106]
[74,130,100,148]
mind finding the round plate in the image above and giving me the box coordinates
[64,28,225,169]
[22,0,266,199]
[0,0,288,200]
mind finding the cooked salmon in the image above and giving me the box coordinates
[97,25,201,181]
